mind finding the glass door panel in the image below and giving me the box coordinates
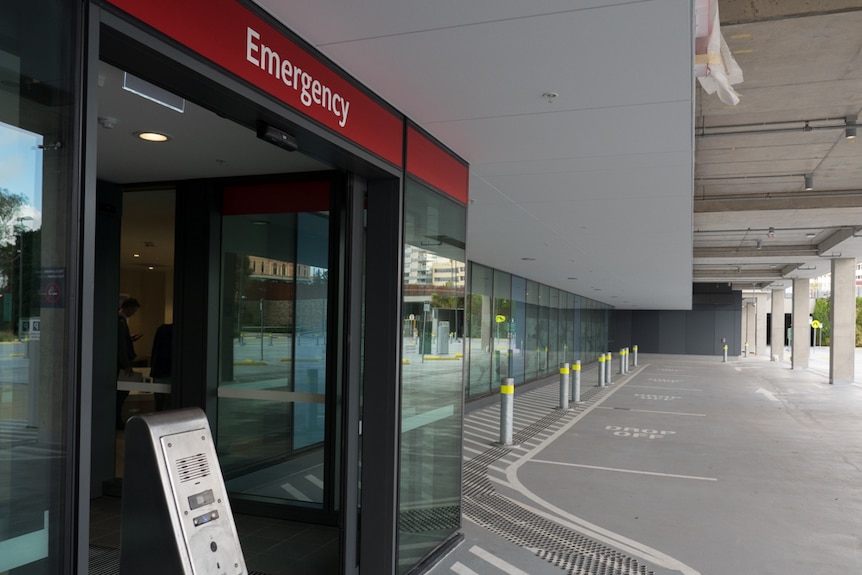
[217,181,330,508]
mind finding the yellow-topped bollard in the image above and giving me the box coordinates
[572,359,582,402]
[559,363,571,409]
[499,378,515,446]
[598,354,606,387]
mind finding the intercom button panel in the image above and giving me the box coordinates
[160,428,245,575]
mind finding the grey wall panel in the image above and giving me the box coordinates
[611,310,632,349]
[631,311,660,353]
[659,311,687,354]
[686,310,715,355]
[619,290,744,357]
[716,310,736,356]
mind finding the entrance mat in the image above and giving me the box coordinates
[89,545,269,575]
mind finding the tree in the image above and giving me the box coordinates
[812,297,830,345]
[857,297,862,347]
[0,188,28,244]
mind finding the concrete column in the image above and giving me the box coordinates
[754,291,768,357]
[791,278,810,370]
[741,297,755,356]
[829,258,856,385]
[770,288,786,361]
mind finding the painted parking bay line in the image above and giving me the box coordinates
[756,387,778,401]
[531,459,717,482]
[468,545,532,575]
[627,385,703,392]
[450,562,480,575]
[596,406,706,417]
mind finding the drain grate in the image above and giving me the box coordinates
[462,382,656,575]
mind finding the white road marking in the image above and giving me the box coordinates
[280,482,312,501]
[469,545,532,575]
[756,388,778,401]
[628,385,702,392]
[531,460,717,481]
[305,474,323,489]
[451,561,480,575]
[504,374,703,575]
[596,406,706,417]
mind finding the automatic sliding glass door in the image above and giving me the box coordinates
[216,180,331,509]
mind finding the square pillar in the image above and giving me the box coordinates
[791,278,810,370]
[829,258,856,384]
[770,288,785,361]
[755,291,768,357]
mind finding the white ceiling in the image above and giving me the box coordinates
[102,1,862,309]
[254,0,696,309]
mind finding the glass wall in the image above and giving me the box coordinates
[217,184,331,507]
[491,269,511,391]
[0,1,81,572]
[399,180,465,571]
[466,262,610,400]
[465,264,491,398]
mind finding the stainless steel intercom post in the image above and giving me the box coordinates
[120,408,247,575]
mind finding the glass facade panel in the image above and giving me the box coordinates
[492,269,512,390]
[511,276,526,384]
[538,284,549,377]
[524,281,539,382]
[549,287,560,371]
[217,190,331,507]
[466,263,492,398]
[0,1,79,572]
[463,266,610,400]
[399,180,465,571]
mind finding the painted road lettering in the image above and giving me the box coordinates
[606,425,676,440]
[634,393,681,401]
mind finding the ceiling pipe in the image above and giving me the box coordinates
[696,117,854,138]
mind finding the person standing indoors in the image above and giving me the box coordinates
[116,297,141,428]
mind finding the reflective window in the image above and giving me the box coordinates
[511,276,527,384]
[217,184,331,507]
[0,1,79,571]
[549,287,560,370]
[466,263,492,397]
[399,180,465,571]
[463,267,610,398]
[525,280,539,381]
[492,269,512,389]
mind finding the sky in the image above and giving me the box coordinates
[0,120,43,234]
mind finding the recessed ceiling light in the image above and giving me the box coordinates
[805,232,816,238]
[521,257,536,261]
[133,253,140,258]
[135,131,171,142]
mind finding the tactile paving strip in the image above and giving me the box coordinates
[462,381,656,575]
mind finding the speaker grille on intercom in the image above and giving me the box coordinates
[176,453,210,482]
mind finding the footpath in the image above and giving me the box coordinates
[426,353,862,575]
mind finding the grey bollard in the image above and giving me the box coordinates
[633,345,638,366]
[606,353,612,385]
[559,363,570,409]
[620,349,625,374]
[500,378,515,446]
[723,344,728,363]
[573,360,582,403]
[598,355,606,387]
